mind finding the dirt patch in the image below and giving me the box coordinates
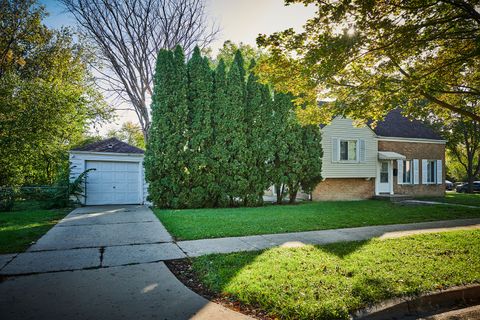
[165,259,273,320]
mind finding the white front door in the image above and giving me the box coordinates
[377,161,392,194]
[85,161,141,205]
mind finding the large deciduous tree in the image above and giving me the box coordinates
[61,0,219,140]
[0,0,110,187]
[257,0,480,125]
[442,107,480,192]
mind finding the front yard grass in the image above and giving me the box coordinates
[154,200,480,240]
[422,192,480,207]
[0,201,69,253]
[192,230,480,319]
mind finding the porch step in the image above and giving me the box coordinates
[373,194,414,202]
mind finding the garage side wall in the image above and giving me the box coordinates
[68,152,148,205]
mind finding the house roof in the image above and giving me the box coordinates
[71,137,144,154]
[371,109,443,140]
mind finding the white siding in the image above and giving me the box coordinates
[321,117,377,178]
[68,151,148,205]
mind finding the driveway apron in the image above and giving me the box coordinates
[0,205,251,320]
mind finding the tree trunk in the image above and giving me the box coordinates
[275,184,283,204]
[288,187,298,204]
[467,175,475,193]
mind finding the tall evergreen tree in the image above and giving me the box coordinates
[210,59,229,206]
[186,46,214,207]
[244,59,271,205]
[222,51,248,204]
[270,92,293,204]
[269,93,323,204]
[298,124,323,197]
[146,46,323,208]
[145,46,190,208]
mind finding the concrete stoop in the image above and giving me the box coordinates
[373,194,414,202]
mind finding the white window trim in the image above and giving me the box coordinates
[402,160,414,185]
[337,138,360,163]
[424,159,437,185]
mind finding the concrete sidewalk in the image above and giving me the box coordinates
[176,218,480,257]
[0,205,251,320]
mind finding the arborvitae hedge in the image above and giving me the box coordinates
[145,47,323,208]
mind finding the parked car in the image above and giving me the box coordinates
[456,181,480,193]
[445,180,454,191]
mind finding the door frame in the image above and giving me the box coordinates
[376,160,393,195]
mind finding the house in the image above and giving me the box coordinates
[69,138,148,205]
[313,109,445,200]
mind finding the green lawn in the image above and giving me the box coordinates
[0,201,69,253]
[154,200,480,240]
[422,192,480,207]
[192,230,480,319]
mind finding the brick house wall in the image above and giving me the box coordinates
[378,140,445,197]
[312,178,375,201]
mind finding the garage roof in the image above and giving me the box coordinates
[71,137,144,154]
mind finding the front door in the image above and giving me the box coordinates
[377,161,392,194]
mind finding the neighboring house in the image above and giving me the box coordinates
[69,138,148,205]
[313,109,445,200]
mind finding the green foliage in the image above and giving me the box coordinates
[107,122,145,149]
[0,188,15,212]
[0,0,112,187]
[430,101,480,189]
[207,41,266,72]
[186,47,214,207]
[145,47,190,208]
[257,0,480,125]
[192,230,480,319]
[146,47,323,208]
[0,168,93,211]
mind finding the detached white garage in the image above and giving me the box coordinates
[69,138,147,205]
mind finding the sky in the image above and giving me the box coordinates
[40,0,315,134]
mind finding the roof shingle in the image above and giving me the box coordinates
[371,109,443,140]
[71,137,144,154]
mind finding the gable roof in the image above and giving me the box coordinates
[71,137,144,154]
[371,109,443,140]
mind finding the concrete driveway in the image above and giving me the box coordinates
[0,205,250,320]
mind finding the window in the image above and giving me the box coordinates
[339,139,357,161]
[403,160,413,184]
[426,160,436,183]
[380,162,389,183]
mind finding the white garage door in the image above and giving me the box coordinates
[85,161,141,205]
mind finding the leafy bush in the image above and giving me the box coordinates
[0,188,15,212]
[0,168,94,211]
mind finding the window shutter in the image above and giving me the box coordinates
[436,160,442,184]
[397,160,403,184]
[422,160,428,184]
[359,139,366,162]
[332,138,339,162]
[413,159,419,185]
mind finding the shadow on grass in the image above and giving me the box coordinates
[191,230,480,320]
[0,225,56,253]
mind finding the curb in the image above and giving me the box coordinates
[352,284,480,319]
